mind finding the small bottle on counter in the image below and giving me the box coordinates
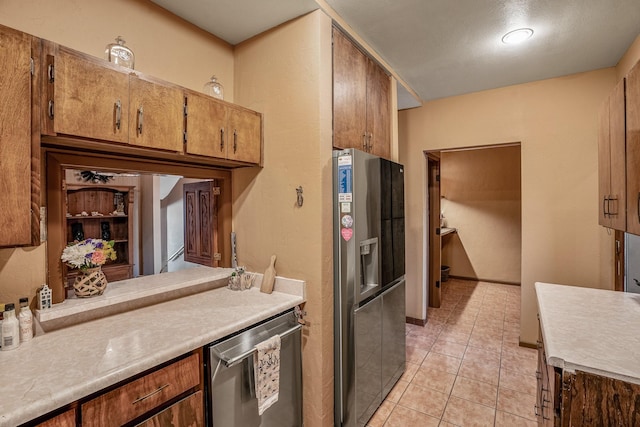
[2,303,20,351]
[18,297,33,343]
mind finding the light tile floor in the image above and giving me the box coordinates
[368,279,538,427]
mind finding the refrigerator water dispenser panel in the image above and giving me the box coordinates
[360,237,379,293]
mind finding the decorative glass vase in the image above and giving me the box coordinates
[204,75,224,100]
[74,266,108,298]
[105,36,135,69]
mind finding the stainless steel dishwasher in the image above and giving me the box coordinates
[205,309,303,427]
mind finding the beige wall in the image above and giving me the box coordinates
[0,0,234,308]
[399,68,617,344]
[441,145,521,284]
[233,11,334,427]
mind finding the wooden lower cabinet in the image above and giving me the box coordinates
[136,391,203,427]
[537,329,640,426]
[35,409,76,427]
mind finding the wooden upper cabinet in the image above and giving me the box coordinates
[598,79,626,230]
[185,91,228,159]
[333,26,391,159]
[0,25,38,247]
[333,27,368,152]
[366,60,391,159]
[626,61,640,235]
[227,106,262,164]
[52,47,129,143]
[128,77,184,152]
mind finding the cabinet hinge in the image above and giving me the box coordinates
[213,253,222,261]
[183,131,187,143]
[47,63,55,83]
[30,58,35,76]
[213,187,221,196]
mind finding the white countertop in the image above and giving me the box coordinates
[0,272,305,426]
[535,282,640,385]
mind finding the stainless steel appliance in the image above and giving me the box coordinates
[333,148,406,427]
[205,309,302,427]
[625,232,640,293]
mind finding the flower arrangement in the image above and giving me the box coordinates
[61,238,117,270]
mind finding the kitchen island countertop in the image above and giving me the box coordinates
[0,272,305,426]
[535,282,640,385]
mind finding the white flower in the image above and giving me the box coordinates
[61,241,93,268]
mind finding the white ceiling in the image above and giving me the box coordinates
[151,0,640,109]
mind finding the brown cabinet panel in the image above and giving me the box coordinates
[0,25,35,246]
[184,181,219,267]
[136,391,203,427]
[82,353,200,427]
[129,77,184,152]
[626,61,640,235]
[54,47,129,143]
[333,27,368,152]
[598,98,612,227]
[35,408,76,427]
[366,59,391,159]
[227,106,262,164]
[185,91,228,159]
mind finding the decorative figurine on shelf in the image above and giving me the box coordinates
[105,36,135,69]
[71,223,84,241]
[38,284,52,310]
[204,75,224,100]
[101,222,111,240]
[114,192,125,215]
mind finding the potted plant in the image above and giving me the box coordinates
[61,238,117,297]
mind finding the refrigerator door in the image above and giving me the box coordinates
[625,233,640,293]
[380,159,405,287]
[353,294,382,427]
[381,280,406,399]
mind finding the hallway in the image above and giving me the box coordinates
[368,279,537,426]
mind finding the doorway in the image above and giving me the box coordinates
[425,144,522,310]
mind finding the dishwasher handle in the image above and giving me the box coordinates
[214,323,302,368]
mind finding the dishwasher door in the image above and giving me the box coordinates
[205,310,302,427]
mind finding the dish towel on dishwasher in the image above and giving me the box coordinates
[254,334,281,415]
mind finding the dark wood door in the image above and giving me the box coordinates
[428,155,442,308]
[184,181,219,267]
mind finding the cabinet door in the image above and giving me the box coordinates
[54,47,129,143]
[598,97,612,227]
[366,59,391,159]
[333,27,367,151]
[129,77,184,152]
[35,408,76,427]
[609,80,626,230]
[185,91,228,159]
[136,391,203,427]
[227,106,262,164]
[184,181,219,267]
[627,62,640,234]
[0,26,33,246]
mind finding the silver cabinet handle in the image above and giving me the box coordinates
[115,99,122,130]
[367,132,373,151]
[233,129,238,153]
[220,128,225,151]
[362,133,367,151]
[48,100,54,119]
[47,64,54,83]
[137,106,144,135]
[131,383,170,404]
[637,192,640,224]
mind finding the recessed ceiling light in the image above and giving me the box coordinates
[502,28,534,44]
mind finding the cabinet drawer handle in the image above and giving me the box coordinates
[233,129,238,153]
[115,99,122,130]
[137,106,144,135]
[132,383,170,404]
[220,128,225,151]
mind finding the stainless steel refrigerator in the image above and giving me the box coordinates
[333,148,406,427]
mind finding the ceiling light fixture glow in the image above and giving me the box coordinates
[501,28,534,44]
